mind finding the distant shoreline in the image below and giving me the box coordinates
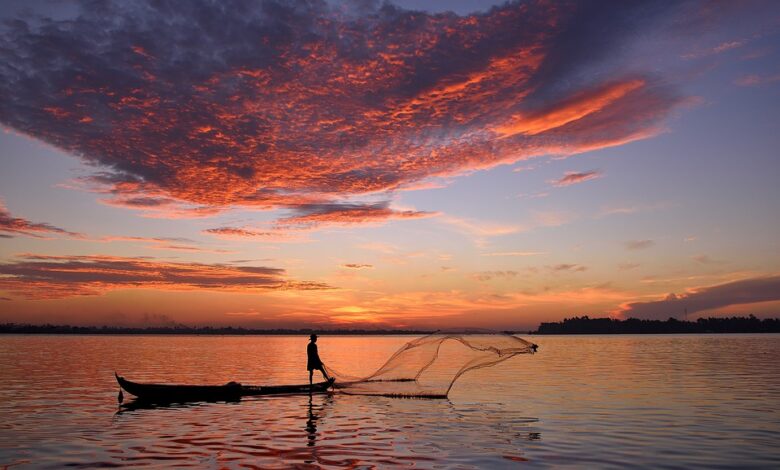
[1,315,779,335]
[0,324,438,336]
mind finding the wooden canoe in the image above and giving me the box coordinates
[115,373,333,403]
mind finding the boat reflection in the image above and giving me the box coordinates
[115,397,241,414]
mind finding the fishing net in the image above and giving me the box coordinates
[324,333,537,398]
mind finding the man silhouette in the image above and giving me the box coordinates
[307,334,332,385]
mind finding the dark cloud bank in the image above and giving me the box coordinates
[0,254,330,299]
[621,276,780,320]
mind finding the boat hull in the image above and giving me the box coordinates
[116,373,332,403]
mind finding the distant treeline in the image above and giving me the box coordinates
[534,315,780,334]
[0,323,434,336]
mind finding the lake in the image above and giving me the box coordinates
[1,334,778,468]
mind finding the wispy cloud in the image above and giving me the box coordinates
[692,254,725,265]
[549,263,587,272]
[682,38,748,59]
[618,262,641,271]
[550,170,603,187]
[203,227,288,241]
[0,254,330,299]
[439,216,522,238]
[0,201,82,239]
[341,263,373,270]
[471,270,519,282]
[97,235,233,253]
[601,206,641,216]
[624,239,655,250]
[481,251,547,257]
[734,73,780,87]
[598,202,668,218]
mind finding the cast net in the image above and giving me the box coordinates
[324,333,537,398]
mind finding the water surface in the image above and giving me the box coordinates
[1,334,778,468]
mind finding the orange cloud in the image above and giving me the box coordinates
[495,80,644,137]
[0,1,684,225]
[275,203,437,229]
[202,227,282,240]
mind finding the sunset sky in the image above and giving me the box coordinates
[1,0,779,329]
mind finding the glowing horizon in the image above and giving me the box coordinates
[1,0,779,329]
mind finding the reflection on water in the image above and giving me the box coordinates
[0,334,778,468]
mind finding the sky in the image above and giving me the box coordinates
[0,0,779,330]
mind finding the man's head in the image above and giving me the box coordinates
[310,333,317,342]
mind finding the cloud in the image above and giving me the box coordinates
[203,227,280,240]
[471,270,519,282]
[624,239,655,250]
[618,262,641,271]
[734,73,780,87]
[341,263,373,269]
[97,235,233,253]
[619,275,780,320]
[0,201,82,238]
[550,170,603,187]
[713,40,745,53]
[515,191,550,200]
[549,263,587,272]
[692,254,725,265]
[275,202,436,229]
[481,251,547,257]
[0,0,685,223]
[439,215,522,239]
[0,254,330,299]
[683,39,748,59]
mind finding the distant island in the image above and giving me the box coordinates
[533,315,780,334]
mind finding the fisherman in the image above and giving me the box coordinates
[307,334,333,385]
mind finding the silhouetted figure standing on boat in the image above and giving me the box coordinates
[307,334,332,385]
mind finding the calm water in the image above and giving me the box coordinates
[1,334,778,468]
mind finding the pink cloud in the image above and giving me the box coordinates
[735,73,780,87]
[550,170,603,187]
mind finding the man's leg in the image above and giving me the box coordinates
[319,366,330,381]
[309,369,313,385]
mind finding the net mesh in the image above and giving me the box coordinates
[324,333,537,398]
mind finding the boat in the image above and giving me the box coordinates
[115,373,333,403]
